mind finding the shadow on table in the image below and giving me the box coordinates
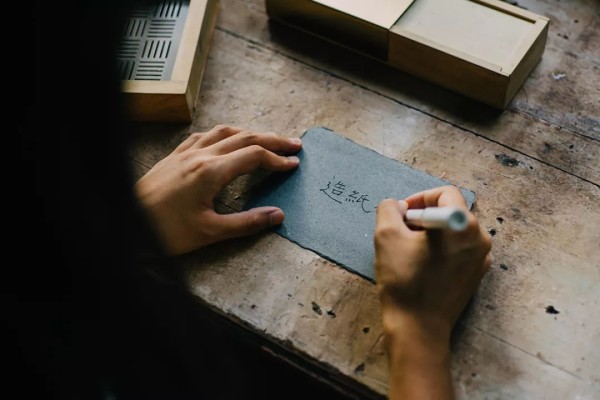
[267,20,504,127]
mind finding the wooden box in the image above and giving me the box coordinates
[266,0,549,109]
[117,0,218,122]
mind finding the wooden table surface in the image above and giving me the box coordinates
[132,0,600,398]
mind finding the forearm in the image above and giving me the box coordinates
[384,311,454,400]
[374,189,490,400]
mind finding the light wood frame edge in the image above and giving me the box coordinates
[122,80,188,94]
[390,0,548,74]
[472,0,550,23]
[172,0,209,82]
[504,18,549,107]
[185,0,219,116]
[504,18,549,74]
[121,0,210,96]
[391,28,506,73]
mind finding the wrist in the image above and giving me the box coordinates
[382,308,454,400]
[381,305,452,363]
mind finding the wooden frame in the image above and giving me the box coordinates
[122,0,219,122]
[389,0,549,108]
[267,0,549,109]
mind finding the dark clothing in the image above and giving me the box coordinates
[19,0,234,398]
[14,1,349,399]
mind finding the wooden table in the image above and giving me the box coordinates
[131,0,600,398]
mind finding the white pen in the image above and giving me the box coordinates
[405,207,468,231]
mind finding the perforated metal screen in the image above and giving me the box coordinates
[117,1,189,80]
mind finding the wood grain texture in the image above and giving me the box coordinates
[313,0,415,29]
[130,18,600,398]
[212,0,599,184]
[269,0,549,109]
[388,28,510,108]
[124,92,190,122]
[505,20,548,106]
[509,0,600,140]
[266,0,389,59]
[185,0,219,116]
[172,0,211,81]
[124,0,218,122]
[122,81,190,122]
[394,0,538,70]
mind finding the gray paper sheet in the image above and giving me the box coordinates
[246,127,475,281]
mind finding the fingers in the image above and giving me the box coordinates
[483,254,492,272]
[178,125,244,153]
[375,199,412,245]
[445,211,485,248]
[216,145,300,184]
[209,207,285,242]
[373,200,420,286]
[455,212,480,238]
[404,187,490,257]
[405,186,468,210]
[480,227,492,254]
[176,127,302,160]
[174,132,205,153]
[479,228,493,268]
[207,131,302,156]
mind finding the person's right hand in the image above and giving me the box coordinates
[374,186,491,400]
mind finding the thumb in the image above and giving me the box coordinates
[396,199,411,233]
[397,199,408,220]
[376,199,411,235]
[213,206,284,241]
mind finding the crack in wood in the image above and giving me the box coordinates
[214,26,599,187]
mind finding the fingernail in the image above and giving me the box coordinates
[287,156,300,164]
[398,200,408,212]
[268,209,285,225]
[289,138,302,145]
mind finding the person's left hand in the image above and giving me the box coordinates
[135,125,302,255]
